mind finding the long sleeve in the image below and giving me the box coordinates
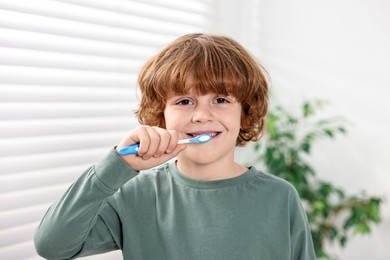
[289,188,316,260]
[34,149,138,259]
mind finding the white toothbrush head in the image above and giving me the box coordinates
[179,134,212,144]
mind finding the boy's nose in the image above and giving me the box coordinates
[192,104,214,123]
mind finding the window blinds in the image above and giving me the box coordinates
[0,0,212,259]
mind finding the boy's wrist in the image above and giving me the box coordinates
[94,148,138,191]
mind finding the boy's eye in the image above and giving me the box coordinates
[177,99,193,105]
[215,97,230,104]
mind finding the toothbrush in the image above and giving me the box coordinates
[117,134,212,155]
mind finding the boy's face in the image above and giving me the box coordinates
[163,89,242,166]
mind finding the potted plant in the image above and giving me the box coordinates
[252,99,382,259]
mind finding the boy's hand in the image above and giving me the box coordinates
[115,126,186,171]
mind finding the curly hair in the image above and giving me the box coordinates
[136,33,269,147]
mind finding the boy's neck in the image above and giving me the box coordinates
[176,157,247,181]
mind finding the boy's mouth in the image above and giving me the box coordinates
[186,131,221,138]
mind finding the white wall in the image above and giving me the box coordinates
[234,0,390,259]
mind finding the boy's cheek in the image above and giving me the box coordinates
[164,112,188,128]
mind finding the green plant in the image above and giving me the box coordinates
[253,99,383,259]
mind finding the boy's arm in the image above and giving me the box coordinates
[289,188,317,260]
[34,126,185,258]
[34,148,137,259]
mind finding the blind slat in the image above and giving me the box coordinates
[0,222,38,247]
[0,103,136,120]
[0,66,136,86]
[0,165,89,193]
[0,85,136,102]
[0,132,126,157]
[0,148,110,175]
[130,0,208,14]
[0,28,155,59]
[0,47,143,72]
[0,117,136,138]
[0,204,51,229]
[57,0,209,24]
[0,240,37,259]
[0,185,70,212]
[0,119,135,139]
[0,9,175,46]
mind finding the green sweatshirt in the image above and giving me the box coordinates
[34,149,316,260]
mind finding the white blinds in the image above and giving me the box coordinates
[0,0,212,259]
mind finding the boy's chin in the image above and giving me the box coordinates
[178,149,221,165]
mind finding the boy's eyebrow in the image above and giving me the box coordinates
[168,93,237,99]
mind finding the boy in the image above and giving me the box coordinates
[35,33,316,259]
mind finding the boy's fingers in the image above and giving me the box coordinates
[130,144,186,171]
[116,126,185,171]
[151,127,172,157]
[139,127,160,158]
[132,127,150,155]
[165,130,180,154]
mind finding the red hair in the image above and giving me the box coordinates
[136,33,269,146]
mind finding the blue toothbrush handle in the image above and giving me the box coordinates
[118,144,140,155]
[117,134,212,155]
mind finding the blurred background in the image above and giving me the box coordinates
[0,0,389,259]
